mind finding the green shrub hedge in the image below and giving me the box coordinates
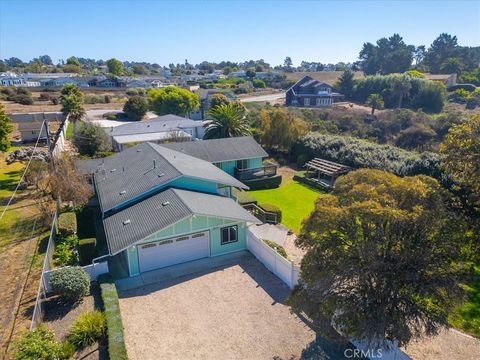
[244,174,282,190]
[69,311,106,348]
[263,239,288,258]
[98,274,128,360]
[13,325,74,360]
[258,203,282,223]
[58,212,77,236]
[78,238,97,265]
[50,266,90,302]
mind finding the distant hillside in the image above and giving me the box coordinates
[286,71,364,85]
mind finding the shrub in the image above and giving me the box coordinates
[296,153,309,166]
[258,203,282,223]
[104,95,111,103]
[13,326,67,360]
[123,95,148,121]
[54,234,79,267]
[73,122,111,158]
[84,95,105,104]
[50,266,90,302]
[263,239,288,258]
[51,96,59,105]
[58,212,77,236]
[69,311,106,348]
[252,79,266,88]
[99,274,128,360]
[14,94,34,105]
[293,133,443,181]
[103,112,119,120]
[39,93,51,101]
[243,174,282,190]
[78,238,97,265]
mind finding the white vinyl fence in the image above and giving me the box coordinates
[42,261,109,293]
[51,116,69,159]
[246,228,300,289]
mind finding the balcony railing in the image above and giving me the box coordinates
[234,163,277,181]
[242,203,279,224]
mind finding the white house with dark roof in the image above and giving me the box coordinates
[108,114,205,151]
[77,142,259,277]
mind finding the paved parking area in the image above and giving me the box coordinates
[118,254,316,360]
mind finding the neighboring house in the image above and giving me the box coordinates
[286,76,344,107]
[0,77,24,86]
[150,79,170,88]
[424,73,457,87]
[162,136,278,183]
[8,112,66,142]
[126,79,149,88]
[97,78,127,88]
[255,71,283,80]
[108,114,205,151]
[76,142,259,277]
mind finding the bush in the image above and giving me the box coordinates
[252,79,266,88]
[13,326,70,360]
[258,203,282,223]
[54,234,79,267]
[243,174,282,190]
[69,311,106,348]
[104,95,111,103]
[73,122,111,158]
[39,93,51,101]
[58,212,77,236]
[99,274,128,360]
[84,95,105,104]
[103,112,119,120]
[78,238,97,265]
[263,239,288,258]
[51,96,59,105]
[14,94,34,105]
[293,133,443,181]
[50,266,90,302]
[123,95,148,121]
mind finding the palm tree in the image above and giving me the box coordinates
[60,84,85,132]
[366,93,384,115]
[203,103,251,139]
[390,75,411,108]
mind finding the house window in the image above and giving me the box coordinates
[221,225,238,245]
[316,98,321,106]
[236,159,248,170]
[304,98,310,106]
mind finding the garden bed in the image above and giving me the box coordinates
[43,283,108,359]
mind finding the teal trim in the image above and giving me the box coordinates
[215,161,236,176]
[210,222,246,256]
[248,157,263,169]
[170,177,218,194]
[127,246,139,276]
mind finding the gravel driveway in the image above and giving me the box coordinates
[118,255,316,360]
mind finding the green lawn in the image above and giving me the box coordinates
[65,122,74,140]
[249,180,323,234]
[449,265,480,338]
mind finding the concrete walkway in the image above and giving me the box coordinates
[115,251,248,292]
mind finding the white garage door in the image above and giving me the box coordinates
[138,231,210,273]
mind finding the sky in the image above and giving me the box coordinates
[0,0,479,67]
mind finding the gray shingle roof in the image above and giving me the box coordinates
[89,142,247,212]
[103,188,259,255]
[161,137,268,163]
[109,114,202,137]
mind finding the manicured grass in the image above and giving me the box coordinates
[249,179,323,234]
[449,266,480,338]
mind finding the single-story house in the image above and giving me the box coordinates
[161,136,278,182]
[286,75,344,107]
[108,114,205,151]
[77,142,259,277]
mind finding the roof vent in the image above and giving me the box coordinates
[158,173,165,177]
[137,149,142,152]
[110,168,116,172]
[119,190,126,195]
[123,219,131,225]
[162,201,170,206]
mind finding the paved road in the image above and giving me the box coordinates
[239,92,285,103]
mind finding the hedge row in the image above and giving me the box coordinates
[263,239,288,258]
[243,174,282,190]
[58,212,77,236]
[98,274,128,360]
